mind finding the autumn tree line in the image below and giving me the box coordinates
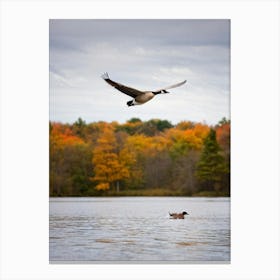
[50,117,230,197]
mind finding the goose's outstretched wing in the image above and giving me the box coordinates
[153,80,187,94]
[101,72,143,98]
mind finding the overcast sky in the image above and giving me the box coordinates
[49,19,230,125]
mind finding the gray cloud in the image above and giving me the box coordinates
[50,19,230,49]
[50,19,230,125]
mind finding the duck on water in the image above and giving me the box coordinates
[169,211,189,219]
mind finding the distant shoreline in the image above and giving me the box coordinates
[49,190,230,198]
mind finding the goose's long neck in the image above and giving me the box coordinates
[152,90,168,95]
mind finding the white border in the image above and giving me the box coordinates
[1,0,279,279]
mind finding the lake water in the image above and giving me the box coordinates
[49,197,230,263]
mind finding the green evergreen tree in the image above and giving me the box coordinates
[196,129,229,192]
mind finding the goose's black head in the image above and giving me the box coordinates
[152,89,169,95]
[182,211,189,215]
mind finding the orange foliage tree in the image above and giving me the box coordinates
[92,124,130,192]
[50,122,92,196]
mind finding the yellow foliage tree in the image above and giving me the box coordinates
[120,135,151,187]
[165,123,210,151]
[92,124,129,192]
[95,182,110,191]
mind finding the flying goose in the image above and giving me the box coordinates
[169,211,189,219]
[101,72,186,106]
